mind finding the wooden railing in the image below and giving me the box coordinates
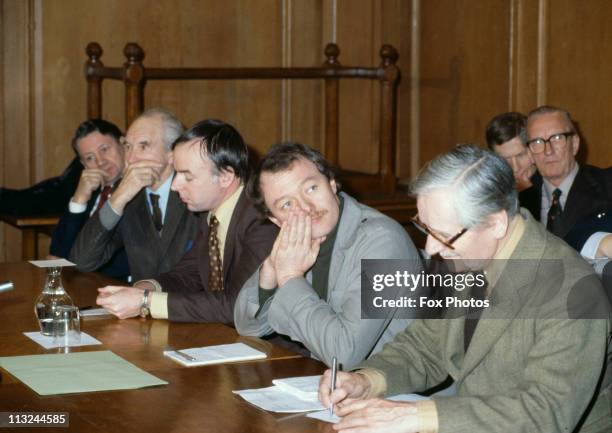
[84,41,403,199]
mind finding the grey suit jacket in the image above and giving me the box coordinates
[70,188,200,281]
[234,192,423,369]
[360,211,611,433]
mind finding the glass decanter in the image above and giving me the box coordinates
[34,267,74,335]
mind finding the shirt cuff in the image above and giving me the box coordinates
[150,291,169,319]
[415,400,439,433]
[68,199,87,214]
[99,201,122,230]
[580,232,610,259]
[355,368,387,398]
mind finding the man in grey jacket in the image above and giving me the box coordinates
[234,143,422,369]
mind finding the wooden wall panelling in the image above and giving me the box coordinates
[546,0,612,166]
[286,0,324,154]
[509,0,539,113]
[336,0,378,174]
[419,0,512,166]
[378,0,413,179]
[1,0,35,261]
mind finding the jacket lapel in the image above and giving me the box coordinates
[159,190,186,252]
[557,167,601,238]
[455,212,547,378]
[221,190,247,281]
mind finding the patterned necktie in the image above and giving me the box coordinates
[94,186,113,213]
[208,215,224,291]
[546,188,563,232]
[149,193,163,232]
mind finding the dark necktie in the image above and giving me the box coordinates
[94,186,113,213]
[464,274,487,353]
[149,193,163,232]
[546,188,563,232]
[208,215,223,291]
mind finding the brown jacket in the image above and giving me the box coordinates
[157,190,278,324]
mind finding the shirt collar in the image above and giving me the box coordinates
[208,184,244,229]
[483,213,526,290]
[543,163,579,208]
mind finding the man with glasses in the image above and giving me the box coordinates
[521,105,612,252]
[319,144,611,433]
[70,108,200,281]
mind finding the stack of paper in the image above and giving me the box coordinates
[163,342,266,367]
[234,375,325,413]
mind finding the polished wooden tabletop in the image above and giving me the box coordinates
[0,262,330,432]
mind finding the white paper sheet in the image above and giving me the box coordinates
[23,331,102,349]
[29,259,75,268]
[272,375,321,401]
[163,342,266,367]
[233,386,326,413]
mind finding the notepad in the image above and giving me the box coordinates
[272,375,320,401]
[163,342,266,366]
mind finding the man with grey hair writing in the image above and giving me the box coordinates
[71,108,199,281]
[319,144,610,433]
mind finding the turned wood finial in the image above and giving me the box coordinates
[86,42,103,62]
[124,43,145,63]
[324,43,340,65]
[380,44,399,66]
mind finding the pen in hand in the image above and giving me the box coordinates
[329,356,338,416]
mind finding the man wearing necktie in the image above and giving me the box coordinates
[49,119,130,280]
[70,108,200,282]
[318,145,610,433]
[521,106,612,254]
[94,119,277,324]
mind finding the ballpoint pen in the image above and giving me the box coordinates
[330,356,338,416]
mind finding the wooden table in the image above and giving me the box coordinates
[0,263,330,432]
[0,213,60,260]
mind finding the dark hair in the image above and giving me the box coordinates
[71,119,123,154]
[247,142,337,216]
[172,119,249,181]
[485,112,526,149]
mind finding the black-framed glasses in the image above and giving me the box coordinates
[526,131,574,154]
[411,215,468,250]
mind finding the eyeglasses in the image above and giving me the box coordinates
[411,215,468,250]
[526,131,574,154]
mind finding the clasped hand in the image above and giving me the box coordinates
[96,285,144,319]
[110,160,163,213]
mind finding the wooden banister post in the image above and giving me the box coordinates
[323,43,340,167]
[379,44,400,194]
[123,43,145,127]
[85,42,104,119]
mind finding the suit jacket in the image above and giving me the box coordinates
[155,190,278,324]
[360,211,611,433]
[234,192,423,369]
[521,165,612,246]
[0,157,82,216]
[50,189,130,280]
[70,188,199,281]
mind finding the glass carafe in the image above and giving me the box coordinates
[34,267,74,335]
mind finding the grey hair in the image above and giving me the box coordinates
[520,105,576,143]
[411,144,519,228]
[137,107,184,149]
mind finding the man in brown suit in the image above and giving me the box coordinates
[96,119,278,323]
